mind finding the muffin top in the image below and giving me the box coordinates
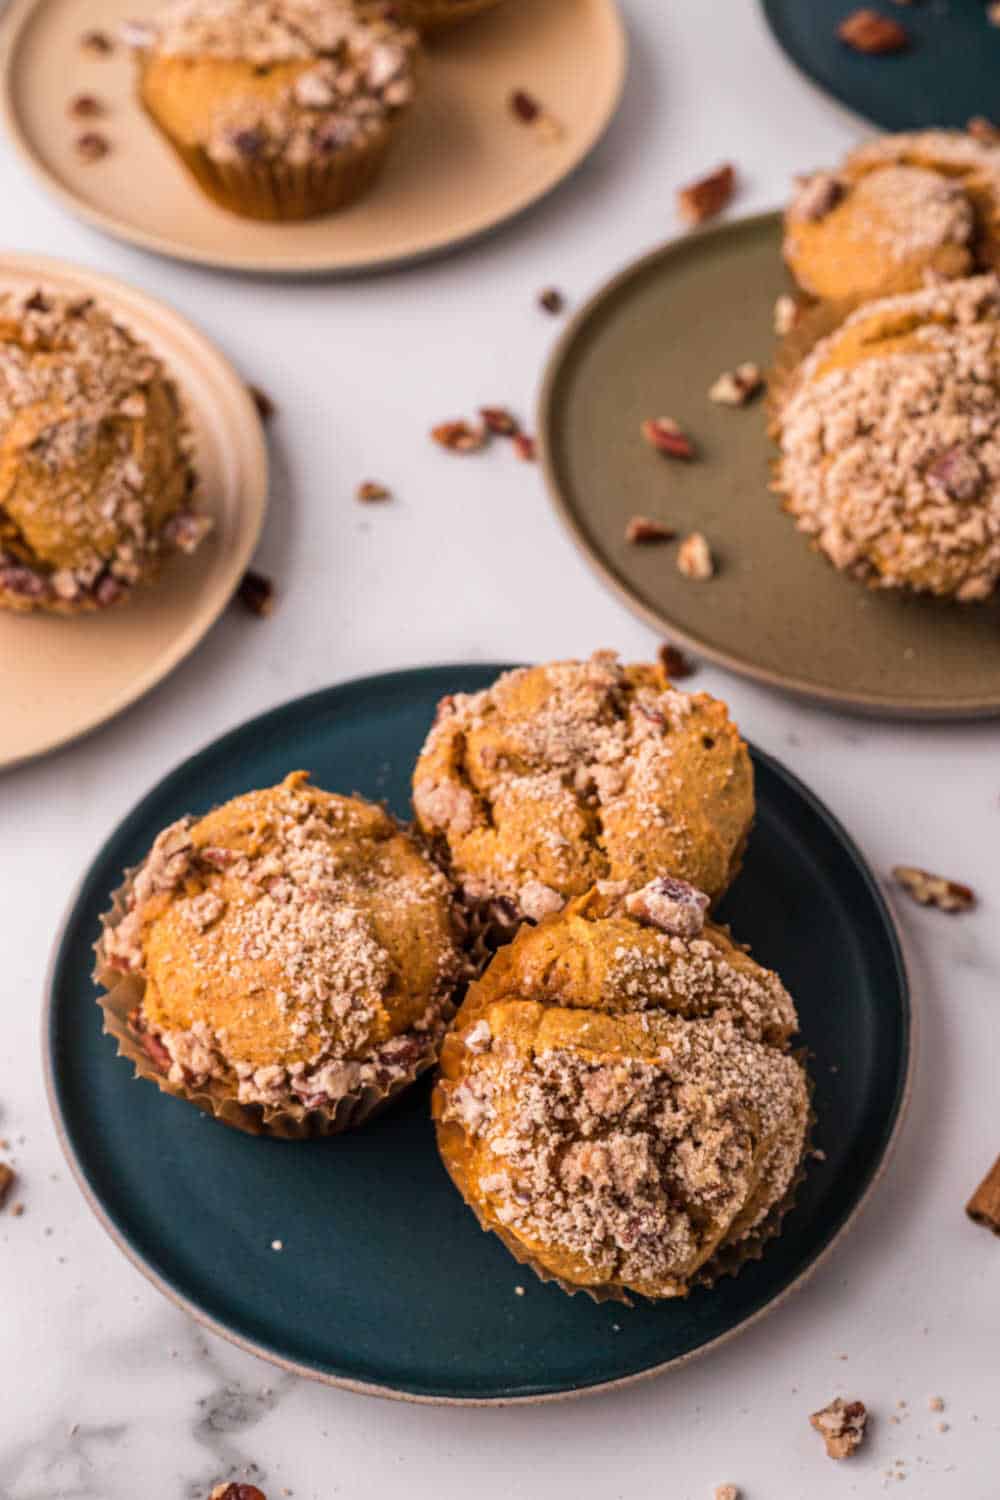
[776,274,1000,601]
[412,653,754,920]
[0,288,203,613]
[434,890,808,1299]
[102,773,463,1109]
[130,0,417,165]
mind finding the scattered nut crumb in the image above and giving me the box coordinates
[509,89,541,123]
[937,1421,950,1433]
[678,163,736,226]
[75,131,111,163]
[709,362,763,406]
[80,29,113,54]
[11,1202,24,1217]
[773,293,802,336]
[479,406,519,437]
[967,1153,1000,1233]
[356,480,391,502]
[968,115,1000,143]
[271,1239,283,1251]
[209,1485,267,1500]
[892,866,975,913]
[641,416,697,459]
[714,1488,740,1500]
[810,1397,869,1459]
[658,641,696,679]
[0,1163,16,1210]
[512,432,536,462]
[677,531,714,579]
[928,1396,945,1412]
[625,515,676,545]
[68,94,104,119]
[236,570,275,618]
[431,420,486,453]
[514,1285,525,1296]
[538,287,565,315]
[248,384,275,422]
[838,8,909,52]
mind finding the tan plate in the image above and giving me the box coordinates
[0,253,268,771]
[0,0,626,275]
[538,212,1000,720]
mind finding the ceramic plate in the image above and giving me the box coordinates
[0,253,268,770]
[761,0,1000,133]
[46,664,910,1404]
[0,0,626,275]
[538,213,1000,718]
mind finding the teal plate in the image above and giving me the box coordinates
[762,0,1000,131]
[46,666,910,1404]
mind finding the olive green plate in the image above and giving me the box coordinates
[539,213,1000,718]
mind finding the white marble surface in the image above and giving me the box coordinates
[2,0,999,1495]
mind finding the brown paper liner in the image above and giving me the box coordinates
[368,0,504,31]
[94,867,451,1140]
[766,295,862,438]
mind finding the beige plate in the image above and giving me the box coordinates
[0,253,268,771]
[539,212,1000,719]
[0,0,626,275]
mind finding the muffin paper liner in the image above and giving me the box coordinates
[369,0,504,31]
[94,864,453,1140]
[767,295,860,437]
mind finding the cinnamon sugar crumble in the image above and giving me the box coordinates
[810,1397,869,1459]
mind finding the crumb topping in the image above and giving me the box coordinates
[776,275,1000,599]
[789,164,974,265]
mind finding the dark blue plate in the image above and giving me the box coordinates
[45,666,910,1403]
[762,0,1000,132]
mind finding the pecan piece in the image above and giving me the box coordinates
[658,641,696,679]
[512,432,536,462]
[893,866,975,913]
[709,362,763,405]
[678,163,735,226]
[641,416,697,460]
[538,287,565,315]
[967,1155,1000,1234]
[791,171,846,223]
[76,131,111,162]
[715,1489,740,1500]
[677,531,714,579]
[968,116,1000,144]
[68,94,104,118]
[0,1162,16,1211]
[509,89,541,123]
[479,406,519,437]
[0,562,49,599]
[356,479,391,502]
[209,1486,267,1500]
[625,876,710,937]
[431,420,486,453]
[80,28,113,54]
[838,9,908,52]
[236,569,275,617]
[810,1398,869,1459]
[625,515,676,545]
[248,384,275,422]
[927,445,984,502]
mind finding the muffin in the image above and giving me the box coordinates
[434,884,810,1300]
[356,0,503,29]
[774,274,1000,602]
[126,0,419,220]
[412,653,754,936]
[0,288,205,615]
[97,773,465,1137]
[783,128,1000,304]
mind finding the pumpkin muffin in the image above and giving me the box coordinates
[434,883,810,1300]
[126,0,419,220]
[412,653,754,935]
[774,274,1000,602]
[97,773,465,1136]
[783,128,1000,304]
[0,288,204,615]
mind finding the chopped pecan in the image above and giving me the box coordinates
[658,642,696,679]
[968,116,1000,143]
[538,287,565,315]
[678,163,735,226]
[518,880,564,922]
[810,1398,869,1459]
[927,445,984,502]
[199,846,237,870]
[75,131,111,162]
[714,1489,740,1500]
[967,1155,1000,1234]
[356,479,391,502]
[236,570,275,617]
[625,876,710,937]
[0,562,48,599]
[94,573,125,608]
[0,1162,16,1211]
[248,384,275,422]
[163,510,212,553]
[479,406,519,437]
[791,171,846,223]
[838,9,908,52]
[68,94,104,118]
[625,515,676,545]
[431,420,486,453]
[209,1486,267,1500]
[709,362,763,405]
[509,89,541,123]
[641,416,697,460]
[512,432,537,462]
[677,531,714,579]
[80,28,113,54]
[129,1009,173,1075]
[773,293,803,336]
[893,866,975,913]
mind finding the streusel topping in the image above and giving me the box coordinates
[776,275,1000,600]
[788,164,974,264]
[133,0,406,64]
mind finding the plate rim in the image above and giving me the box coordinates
[43,662,914,1405]
[0,250,269,770]
[0,0,628,277]
[537,211,1000,721]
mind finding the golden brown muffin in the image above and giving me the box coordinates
[783,128,1000,304]
[774,274,1000,602]
[412,653,754,931]
[126,0,418,220]
[98,773,465,1136]
[434,886,809,1300]
[0,288,204,615]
